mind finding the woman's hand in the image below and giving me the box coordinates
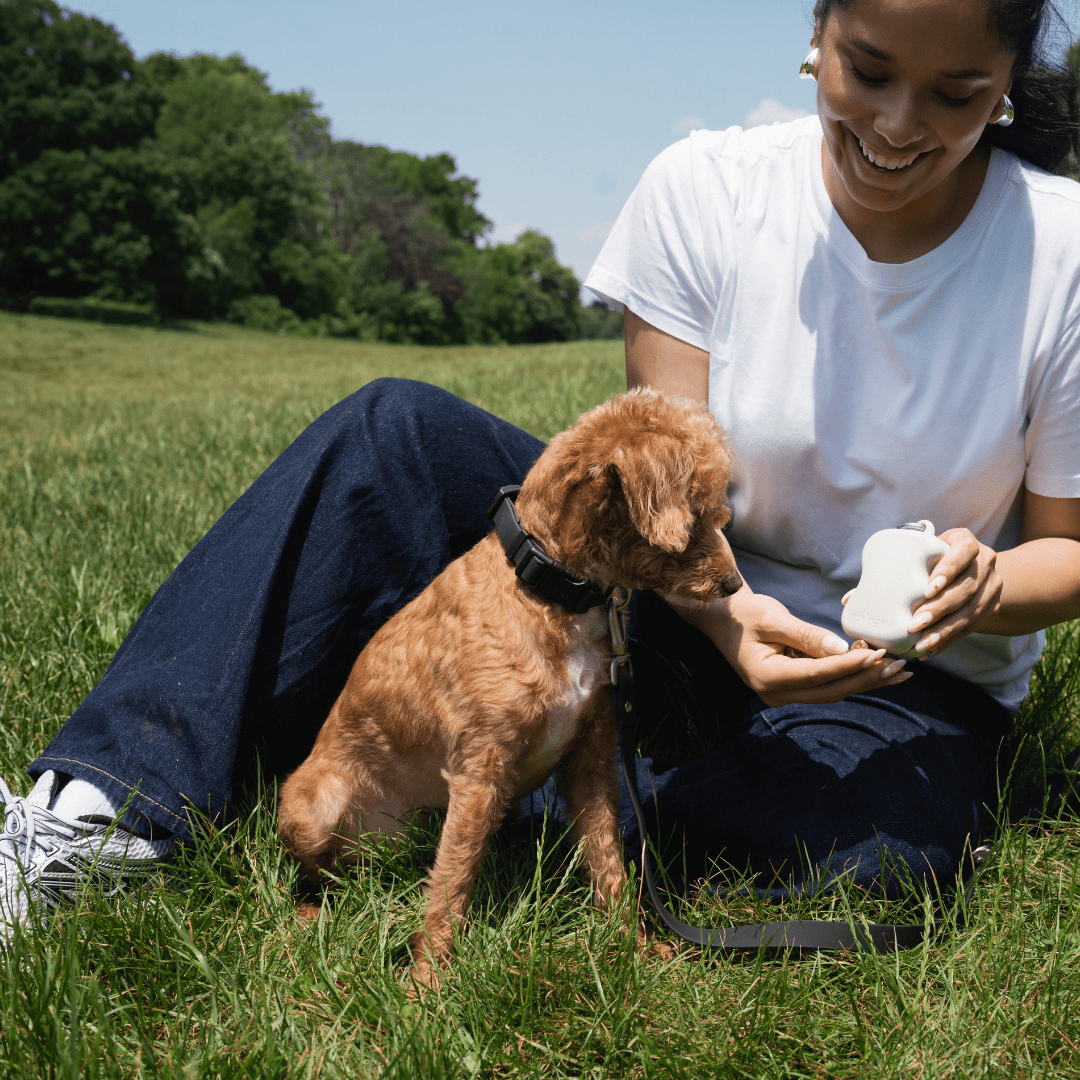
[904,528,1003,658]
[668,589,910,707]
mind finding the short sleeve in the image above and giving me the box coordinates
[584,137,719,352]
[1025,310,1080,498]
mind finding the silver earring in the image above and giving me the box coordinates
[799,48,819,81]
[994,94,1015,126]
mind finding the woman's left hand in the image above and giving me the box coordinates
[905,528,1002,657]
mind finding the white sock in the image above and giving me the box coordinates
[51,778,149,832]
[51,777,117,820]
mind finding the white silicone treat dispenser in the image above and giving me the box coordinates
[841,521,949,657]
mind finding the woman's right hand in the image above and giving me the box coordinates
[670,588,911,706]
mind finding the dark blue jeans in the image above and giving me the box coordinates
[32,379,1009,895]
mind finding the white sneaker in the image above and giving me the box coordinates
[0,771,175,938]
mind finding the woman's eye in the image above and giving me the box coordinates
[937,91,977,107]
[848,62,978,108]
[849,63,885,86]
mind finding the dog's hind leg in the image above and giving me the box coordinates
[410,766,513,988]
[278,752,362,885]
[559,690,625,909]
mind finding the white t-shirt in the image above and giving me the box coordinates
[585,115,1080,712]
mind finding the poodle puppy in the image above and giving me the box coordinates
[278,387,742,986]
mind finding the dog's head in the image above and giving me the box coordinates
[517,388,742,603]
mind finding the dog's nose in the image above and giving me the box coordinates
[718,571,743,597]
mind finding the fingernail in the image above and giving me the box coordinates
[862,648,887,668]
[823,636,848,655]
[915,632,940,654]
[908,610,934,632]
[882,658,908,679]
[887,671,914,685]
[925,576,947,598]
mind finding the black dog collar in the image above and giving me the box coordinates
[485,486,614,615]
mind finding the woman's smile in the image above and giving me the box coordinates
[855,134,927,172]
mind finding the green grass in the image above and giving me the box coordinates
[2,312,1080,1078]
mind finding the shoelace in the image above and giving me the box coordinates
[0,778,81,873]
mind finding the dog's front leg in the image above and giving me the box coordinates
[410,768,512,989]
[559,689,625,910]
[561,692,675,959]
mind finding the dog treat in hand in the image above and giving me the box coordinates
[278,388,743,988]
[783,639,867,659]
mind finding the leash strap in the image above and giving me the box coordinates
[486,486,614,615]
[612,638,993,952]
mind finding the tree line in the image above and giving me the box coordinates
[0,0,621,343]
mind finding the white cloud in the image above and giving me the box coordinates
[744,99,811,129]
[674,116,708,133]
[577,221,616,243]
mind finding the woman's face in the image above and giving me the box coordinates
[815,0,1016,215]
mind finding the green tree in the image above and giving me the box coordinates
[316,142,464,302]
[578,300,624,340]
[0,0,207,308]
[0,0,159,180]
[367,148,490,246]
[0,2,589,342]
[142,52,344,318]
[0,144,213,307]
[301,138,495,343]
[456,230,581,344]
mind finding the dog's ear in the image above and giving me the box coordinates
[609,436,695,553]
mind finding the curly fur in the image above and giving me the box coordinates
[277,388,741,987]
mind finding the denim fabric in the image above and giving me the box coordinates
[32,378,1009,895]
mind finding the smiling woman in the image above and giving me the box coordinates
[584,0,1080,899]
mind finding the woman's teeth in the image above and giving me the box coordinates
[858,137,919,170]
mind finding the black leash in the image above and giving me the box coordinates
[610,597,994,953]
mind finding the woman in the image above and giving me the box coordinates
[581,0,1080,888]
[3,0,1079,929]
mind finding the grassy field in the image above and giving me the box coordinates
[2,312,1080,1078]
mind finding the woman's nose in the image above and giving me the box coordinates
[872,87,924,148]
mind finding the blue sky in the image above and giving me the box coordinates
[78,0,1076,290]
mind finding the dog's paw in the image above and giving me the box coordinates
[296,902,321,921]
[407,958,444,995]
[636,921,677,961]
[408,927,452,995]
[645,936,677,962]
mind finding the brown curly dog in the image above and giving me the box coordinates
[277,387,742,987]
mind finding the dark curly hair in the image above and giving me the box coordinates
[812,0,1080,173]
